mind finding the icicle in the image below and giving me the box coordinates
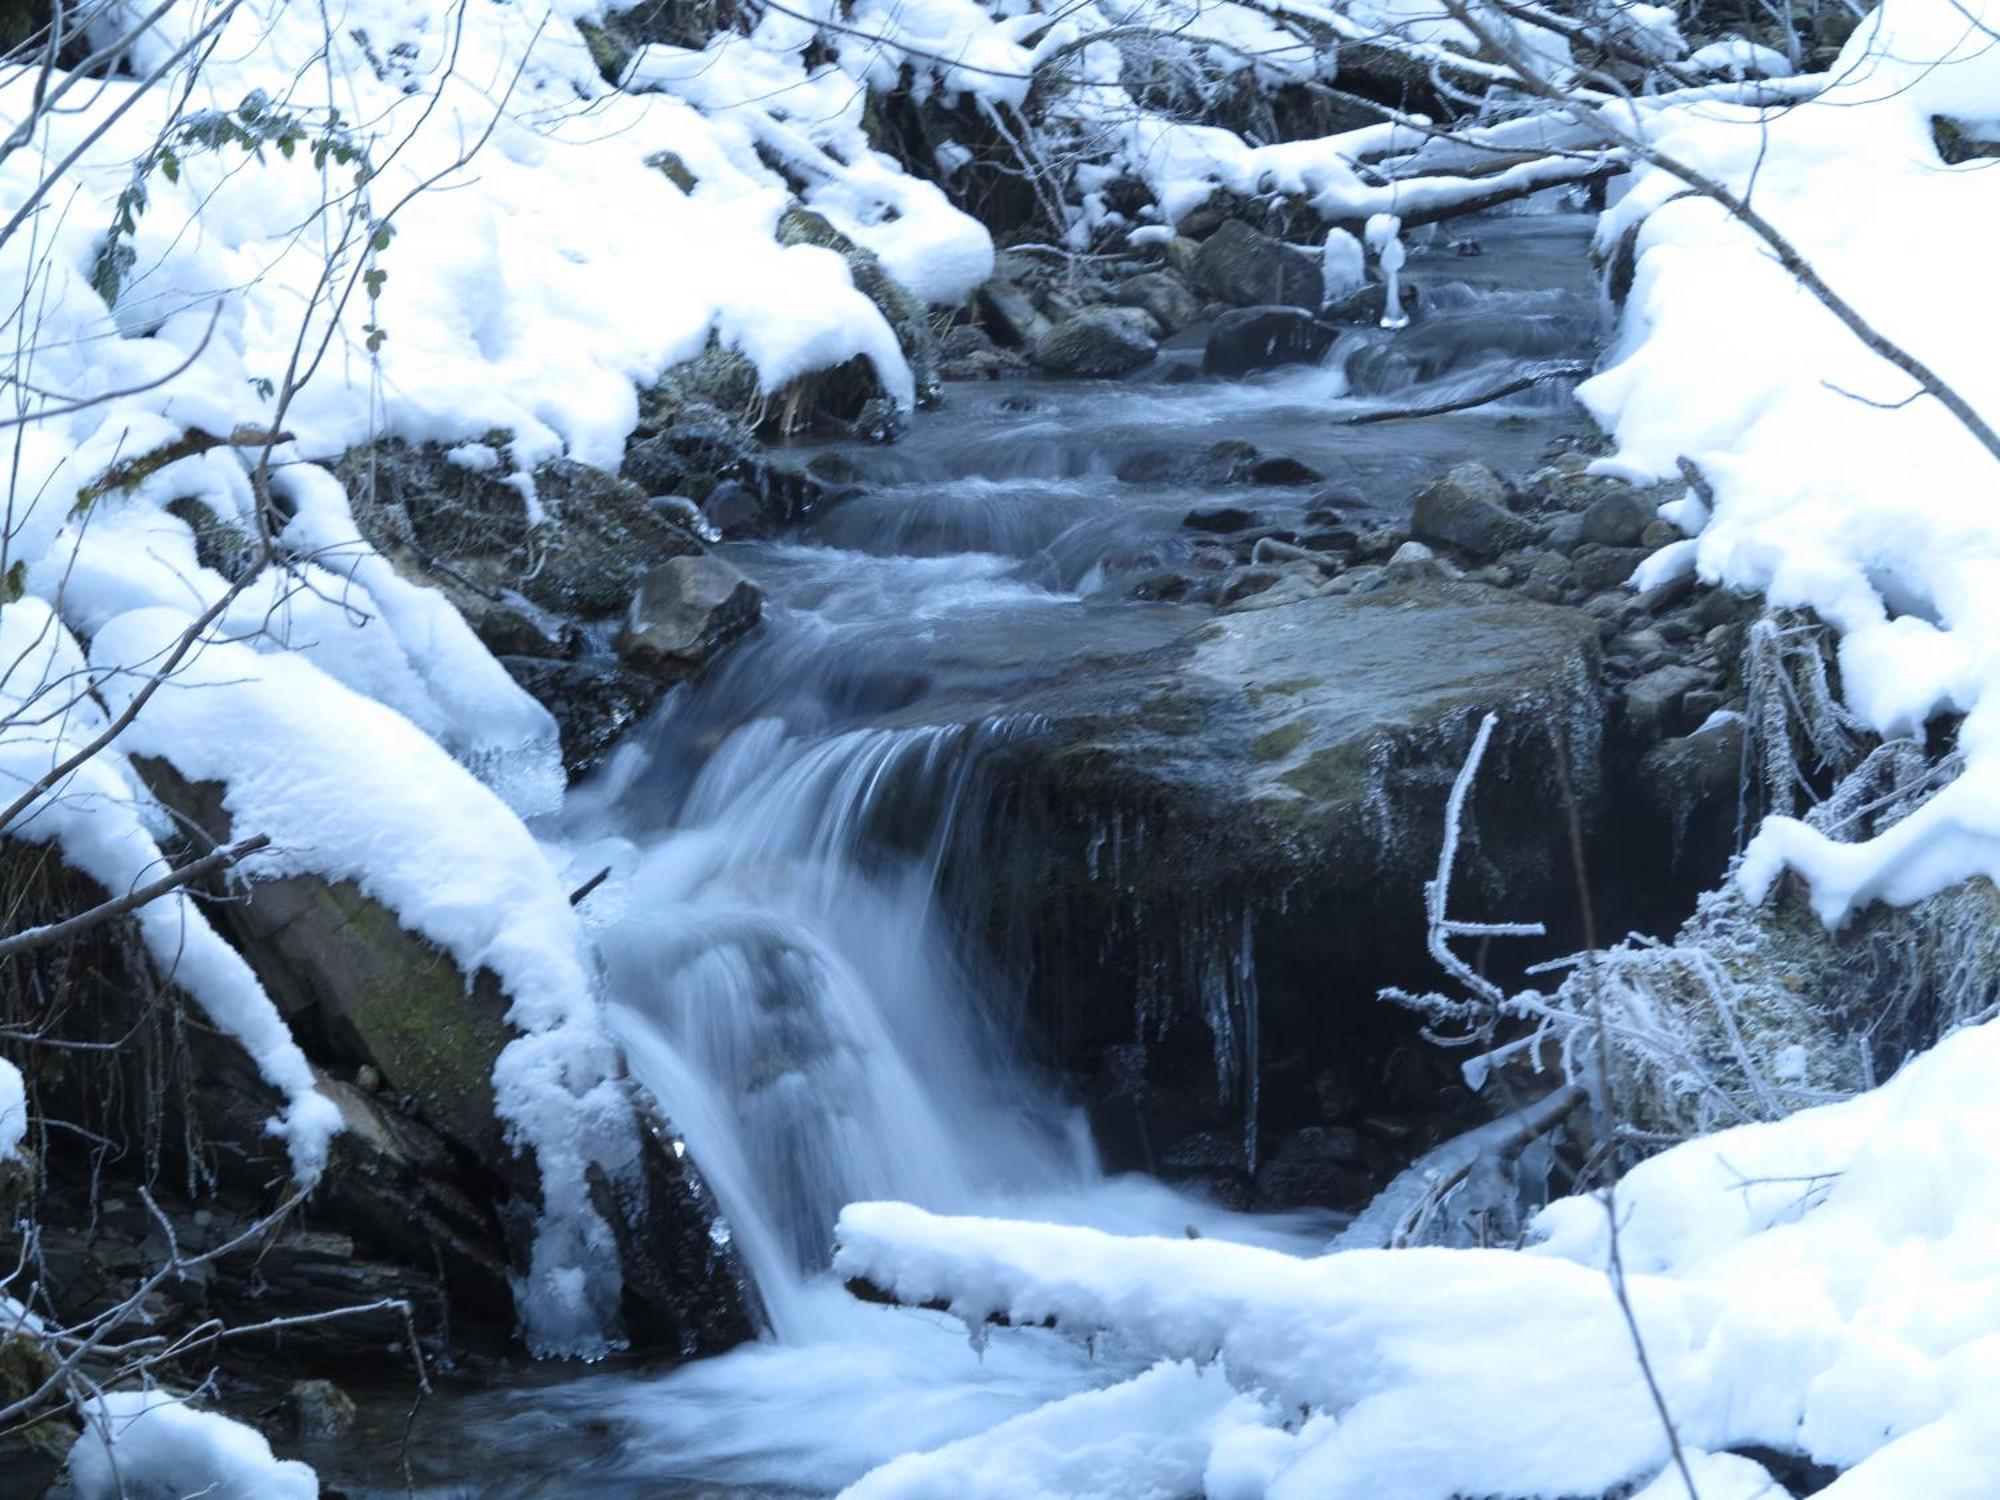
[1364,213,1409,330]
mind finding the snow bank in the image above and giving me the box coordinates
[68,1389,318,1500]
[85,606,639,1355]
[837,1011,2000,1494]
[1578,0,2000,928]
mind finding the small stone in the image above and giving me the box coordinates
[1029,310,1158,377]
[1410,464,1534,561]
[1572,546,1649,591]
[355,1064,382,1093]
[1219,566,1282,604]
[282,1379,357,1439]
[1247,455,1323,487]
[1184,504,1260,533]
[616,554,763,681]
[1543,513,1587,553]
[1623,664,1710,742]
[1579,489,1655,547]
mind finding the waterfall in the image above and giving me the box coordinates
[558,689,1087,1338]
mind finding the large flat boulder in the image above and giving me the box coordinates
[945,581,1603,1193]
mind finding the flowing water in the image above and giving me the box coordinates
[322,212,1600,1498]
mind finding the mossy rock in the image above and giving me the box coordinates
[335,438,701,635]
[0,1332,75,1494]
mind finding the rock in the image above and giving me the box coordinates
[1256,1126,1370,1206]
[1186,440,1261,486]
[1579,489,1655,547]
[1029,311,1159,376]
[1319,281,1425,327]
[1188,220,1323,310]
[1543,512,1587,553]
[1109,271,1202,334]
[1409,464,1534,561]
[1202,306,1338,376]
[122,761,756,1360]
[1249,454,1323,486]
[1184,504,1261,533]
[777,207,939,408]
[957,580,1603,1181]
[617,555,762,681]
[0,1333,73,1495]
[338,440,702,631]
[1640,517,1683,549]
[981,277,1051,347]
[1622,663,1710,742]
[1640,718,1745,864]
[1385,540,1452,583]
[1573,546,1649,592]
[281,1379,357,1439]
[502,656,667,779]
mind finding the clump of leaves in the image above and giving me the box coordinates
[91,88,393,341]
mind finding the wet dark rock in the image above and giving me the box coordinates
[617,554,764,681]
[1249,454,1323,486]
[1184,504,1261,533]
[1410,463,1534,561]
[1202,306,1339,376]
[1219,566,1283,604]
[1579,489,1656,547]
[1030,309,1159,377]
[1640,718,1746,871]
[955,579,1604,1184]
[1129,570,1199,602]
[1188,220,1323,310]
[1256,1126,1370,1207]
[503,656,667,779]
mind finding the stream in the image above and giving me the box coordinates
[318,211,1600,1498]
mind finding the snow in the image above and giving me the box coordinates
[1577,0,2000,929]
[84,605,639,1356]
[68,1389,318,1500]
[836,1010,2000,1494]
[0,1057,24,1162]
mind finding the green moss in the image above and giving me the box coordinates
[308,884,513,1155]
[1276,738,1377,806]
[1250,718,1311,762]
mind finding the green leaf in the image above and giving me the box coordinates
[363,267,387,299]
[159,149,179,184]
[4,560,24,603]
[369,224,394,252]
